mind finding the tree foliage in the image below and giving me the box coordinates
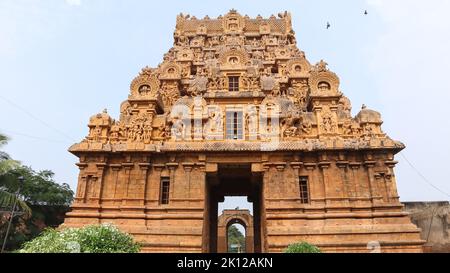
[284,242,322,253]
[228,224,246,253]
[0,133,28,213]
[19,224,141,253]
[0,132,74,251]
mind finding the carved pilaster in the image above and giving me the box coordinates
[122,162,134,205]
[182,163,195,198]
[385,160,400,203]
[336,160,350,203]
[95,163,107,204]
[290,161,303,203]
[138,163,151,206]
[110,164,122,201]
[166,162,179,203]
[364,160,379,204]
[349,162,361,201]
[318,160,331,205]
[75,163,88,202]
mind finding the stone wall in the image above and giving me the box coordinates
[403,201,450,253]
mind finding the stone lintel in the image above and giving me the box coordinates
[152,164,165,171]
[336,161,349,168]
[138,163,151,170]
[303,163,317,170]
[122,162,134,169]
[349,162,361,169]
[318,161,331,168]
[182,162,195,171]
[110,164,122,171]
[385,160,399,168]
[290,162,303,169]
[76,163,88,170]
[166,162,179,170]
[364,160,376,167]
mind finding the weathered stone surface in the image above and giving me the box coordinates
[62,10,424,253]
[403,201,450,253]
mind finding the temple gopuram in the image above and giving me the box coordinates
[63,10,425,253]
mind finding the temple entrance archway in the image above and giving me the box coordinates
[218,210,254,253]
[204,163,263,253]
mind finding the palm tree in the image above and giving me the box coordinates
[0,133,31,216]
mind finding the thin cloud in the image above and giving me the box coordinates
[66,0,81,6]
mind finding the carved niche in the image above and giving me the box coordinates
[219,47,249,69]
[159,62,182,80]
[222,9,245,33]
[286,57,311,78]
[319,106,338,135]
[309,60,340,96]
[129,67,160,99]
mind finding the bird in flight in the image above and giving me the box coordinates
[326,22,331,29]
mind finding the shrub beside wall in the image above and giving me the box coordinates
[19,224,140,253]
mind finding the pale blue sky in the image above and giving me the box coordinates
[1,0,449,210]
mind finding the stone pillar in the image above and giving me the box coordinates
[95,163,107,204]
[274,162,287,198]
[138,163,151,206]
[122,162,134,205]
[152,164,165,205]
[290,161,303,202]
[364,159,379,204]
[336,160,351,206]
[349,162,361,205]
[385,160,400,203]
[166,162,179,204]
[75,163,88,203]
[318,156,331,205]
[182,163,194,200]
[374,172,389,203]
[110,164,122,205]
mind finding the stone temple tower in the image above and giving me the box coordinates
[63,10,425,253]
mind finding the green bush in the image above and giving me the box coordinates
[284,242,321,253]
[19,223,140,253]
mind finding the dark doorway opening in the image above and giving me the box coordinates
[205,163,262,253]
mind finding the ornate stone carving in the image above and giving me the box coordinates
[161,81,180,110]
[320,106,337,135]
[187,71,208,96]
[309,60,340,96]
[219,47,249,68]
[81,11,393,146]
[241,73,259,91]
[222,9,245,33]
[286,57,311,78]
[281,112,301,138]
[260,70,278,93]
[289,79,309,107]
[129,67,159,99]
[203,106,224,140]
[159,62,182,80]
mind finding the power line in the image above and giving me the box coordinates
[400,152,450,199]
[1,129,71,145]
[0,95,76,142]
